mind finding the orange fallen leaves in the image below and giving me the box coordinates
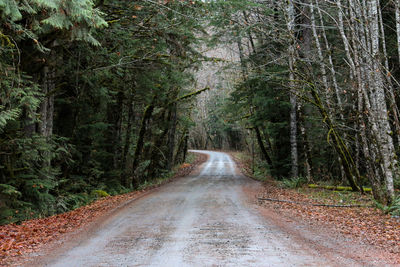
[0,152,207,266]
[0,193,146,265]
[258,182,400,263]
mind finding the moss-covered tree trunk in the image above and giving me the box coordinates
[309,84,361,192]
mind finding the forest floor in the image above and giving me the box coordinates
[11,150,387,266]
[0,152,208,266]
[231,152,400,265]
[2,151,399,266]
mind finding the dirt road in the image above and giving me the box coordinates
[30,151,382,266]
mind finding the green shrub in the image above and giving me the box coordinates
[387,195,400,217]
[375,195,400,217]
[281,176,307,189]
[394,177,400,190]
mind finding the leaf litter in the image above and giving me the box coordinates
[257,181,400,264]
[0,153,207,266]
[230,152,400,265]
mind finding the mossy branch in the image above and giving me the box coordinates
[169,87,209,105]
[0,31,14,47]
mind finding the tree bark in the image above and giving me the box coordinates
[121,95,133,186]
[309,83,361,192]
[368,0,396,201]
[396,0,400,64]
[167,103,177,171]
[131,97,156,188]
[254,126,273,166]
[286,0,299,178]
[378,0,400,144]
[174,129,188,165]
[39,65,55,138]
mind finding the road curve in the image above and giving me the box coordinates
[36,151,361,267]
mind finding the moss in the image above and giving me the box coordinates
[91,189,110,198]
[308,184,372,192]
[335,186,352,191]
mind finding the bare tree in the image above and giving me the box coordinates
[285,0,299,178]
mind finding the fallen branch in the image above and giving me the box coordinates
[257,197,373,208]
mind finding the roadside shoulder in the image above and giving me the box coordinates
[1,152,208,267]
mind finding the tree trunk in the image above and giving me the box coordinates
[286,0,298,178]
[396,0,400,64]
[378,0,400,144]
[131,97,156,188]
[254,126,273,166]
[368,0,396,202]
[146,109,170,178]
[106,90,123,170]
[336,0,356,74]
[167,103,177,171]
[299,107,313,181]
[39,65,55,138]
[182,134,189,163]
[174,129,188,165]
[121,96,133,186]
[309,83,361,192]
[310,1,329,101]
[349,0,385,200]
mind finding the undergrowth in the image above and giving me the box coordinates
[137,152,198,190]
[232,152,270,181]
[233,151,378,207]
[280,177,307,189]
[375,195,400,217]
[0,152,198,225]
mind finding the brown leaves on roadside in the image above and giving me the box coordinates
[0,192,142,265]
[258,182,400,263]
[0,153,207,266]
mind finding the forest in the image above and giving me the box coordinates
[190,0,400,210]
[1,0,400,226]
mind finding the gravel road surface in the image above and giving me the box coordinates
[34,151,374,267]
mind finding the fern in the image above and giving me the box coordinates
[0,184,21,199]
[33,0,59,9]
[1,0,107,50]
[0,0,22,21]
[0,107,21,132]
[387,196,400,217]
[19,0,36,14]
[375,195,400,217]
[42,13,73,29]
[281,177,307,189]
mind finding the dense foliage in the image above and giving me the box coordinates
[190,0,400,207]
[0,0,207,224]
[2,0,400,224]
